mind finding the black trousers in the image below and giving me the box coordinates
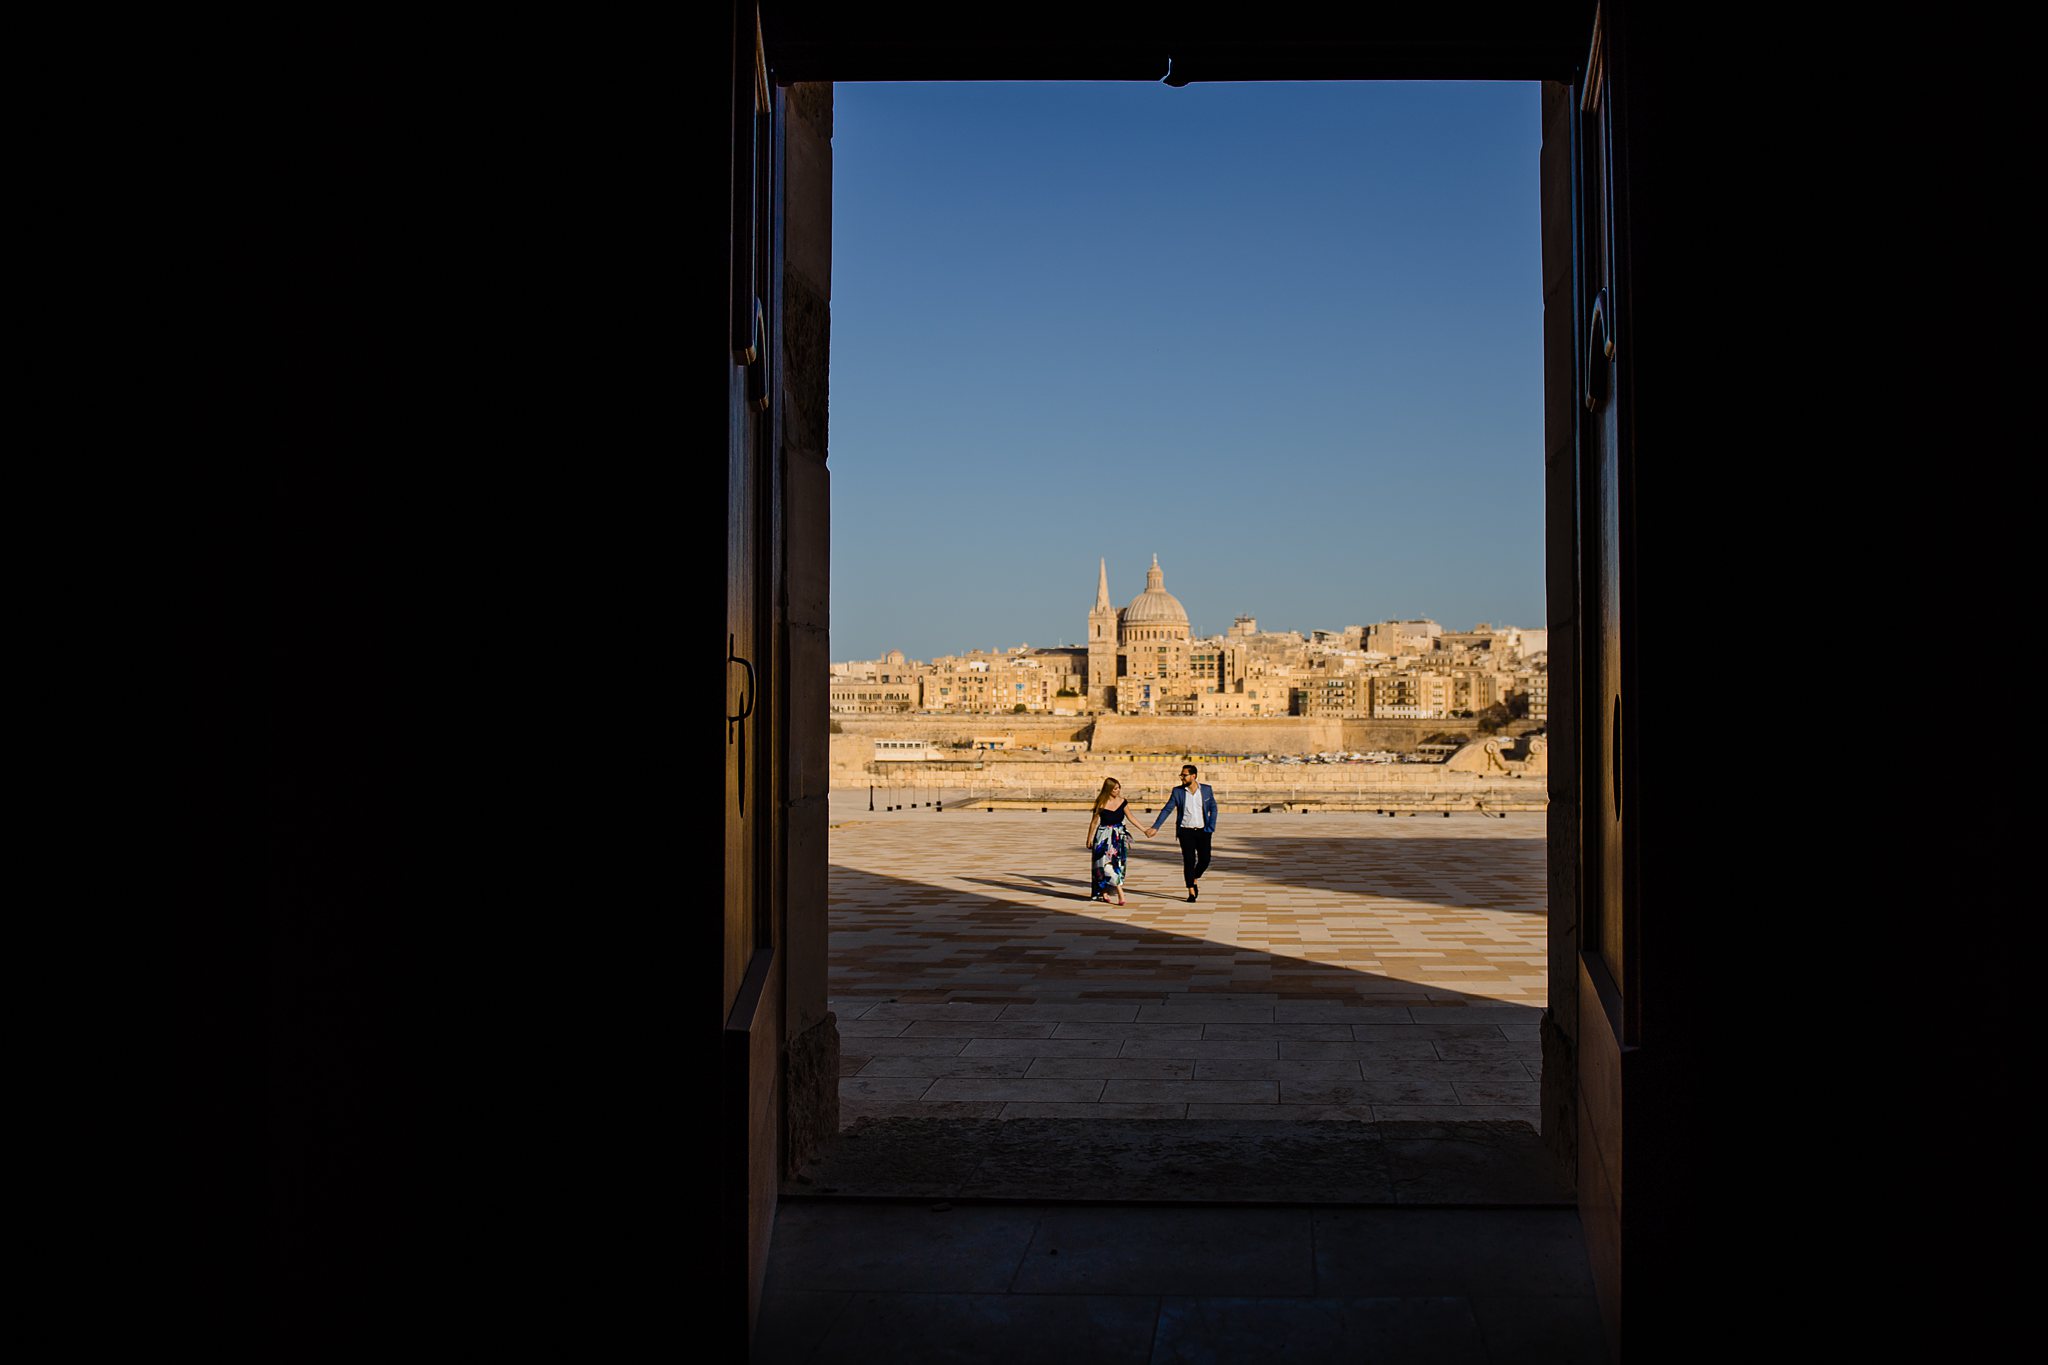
[1176,828,1213,886]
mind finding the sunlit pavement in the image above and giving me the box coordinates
[829,810,1546,1127]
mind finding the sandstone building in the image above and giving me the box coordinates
[830,562,1548,723]
[1088,555,1200,714]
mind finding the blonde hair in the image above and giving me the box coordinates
[1092,778,1121,812]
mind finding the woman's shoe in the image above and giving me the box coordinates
[1186,889,1197,902]
[1190,884,1200,902]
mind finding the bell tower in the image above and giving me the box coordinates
[1086,558,1119,711]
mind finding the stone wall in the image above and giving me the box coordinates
[780,81,835,1179]
[832,714,1091,745]
[1102,715,1482,755]
[1093,716,1348,754]
[837,744,1546,810]
[833,712,1534,756]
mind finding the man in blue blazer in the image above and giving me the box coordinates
[1145,764,1218,902]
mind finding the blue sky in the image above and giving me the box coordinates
[829,81,1543,661]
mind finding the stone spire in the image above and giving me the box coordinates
[1086,556,1119,710]
[1146,553,1164,592]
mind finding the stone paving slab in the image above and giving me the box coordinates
[1283,1079,1463,1105]
[790,1118,1566,1205]
[1023,1057,1198,1079]
[858,1056,1034,1078]
[1013,1206,1315,1295]
[1155,1295,1493,1364]
[1000,1102,1188,1120]
[856,1036,975,1056]
[962,1037,1123,1058]
[756,1200,1607,1363]
[1200,1022,1355,1040]
[1102,1079,1280,1105]
[903,1020,1059,1038]
[1118,1039,1279,1060]
[831,812,1547,1128]
[1049,1021,1206,1040]
[926,1077,1109,1103]
[836,1018,911,1038]
[1372,1106,1541,1125]
[1278,1039,1443,1060]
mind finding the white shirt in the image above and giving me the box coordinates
[1180,785,1205,829]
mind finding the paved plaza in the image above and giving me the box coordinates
[829,807,1548,1127]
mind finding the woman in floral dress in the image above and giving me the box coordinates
[1084,778,1136,906]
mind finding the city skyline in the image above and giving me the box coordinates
[832,557,1545,723]
[830,80,1544,662]
[839,554,1536,659]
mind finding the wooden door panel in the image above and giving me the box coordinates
[1576,8,1630,1356]
[726,362,763,1012]
[1577,950,1623,1352]
[724,2,772,1019]
[722,3,780,1350]
[723,948,781,1332]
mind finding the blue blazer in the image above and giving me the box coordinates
[1150,783,1218,835]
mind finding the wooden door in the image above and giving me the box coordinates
[1574,5,1636,1355]
[722,0,780,1344]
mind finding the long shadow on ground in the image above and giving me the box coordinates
[939,826,1546,915]
[831,861,1546,1003]
[817,852,1559,1205]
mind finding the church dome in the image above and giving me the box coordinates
[1123,555,1190,626]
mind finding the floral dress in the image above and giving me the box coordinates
[1092,802,1132,898]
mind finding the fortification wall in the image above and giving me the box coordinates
[1091,716,1344,754]
[1085,715,1524,755]
[832,714,1091,745]
[837,747,1547,811]
[834,712,1538,755]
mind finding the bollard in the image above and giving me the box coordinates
[869,784,874,812]
[1444,811,1451,818]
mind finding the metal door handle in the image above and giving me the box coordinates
[744,298,769,413]
[1584,287,1613,411]
[729,634,755,816]
[1611,694,1623,821]
[728,634,755,732]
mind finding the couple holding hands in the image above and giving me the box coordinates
[1083,765,1218,907]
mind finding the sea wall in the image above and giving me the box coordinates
[833,712,1529,756]
[836,746,1547,812]
[832,714,1091,745]
[1090,715,1500,755]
